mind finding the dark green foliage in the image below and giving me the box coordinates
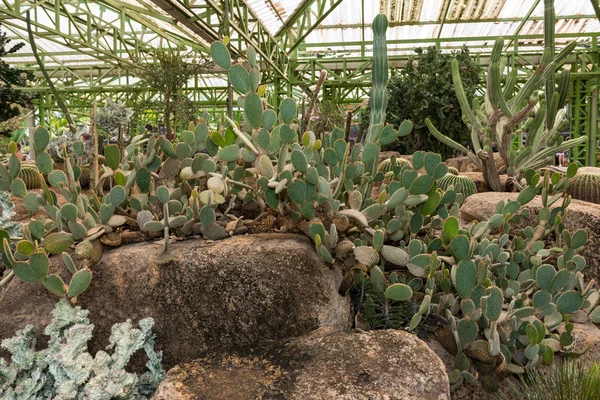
[497,361,600,400]
[0,23,34,135]
[360,46,481,158]
[134,49,211,135]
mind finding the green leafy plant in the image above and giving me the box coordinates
[0,23,34,136]
[134,49,211,136]
[97,98,134,141]
[497,361,600,400]
[426,38,586,192]
[312,100,345,139]
[361,46,481,158]
[0,299,165,399]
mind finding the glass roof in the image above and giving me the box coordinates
[2,0,599,78]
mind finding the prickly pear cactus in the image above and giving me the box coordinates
[0,15,595,395]
[566,173,600,204]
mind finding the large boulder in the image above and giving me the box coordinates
[153,329,450,400]
[461,193,600,283]
[0,234,351,369]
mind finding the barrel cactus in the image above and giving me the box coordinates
[566,173,600,204]
[18,166,43,189]
[447,166,459,175]
[78,166,91,188]
[437,174,477,198]
[378,157,411,174]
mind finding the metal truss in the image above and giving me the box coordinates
[4,0,600,126]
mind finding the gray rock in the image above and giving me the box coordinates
[0,233,351,370]
[153,329,450,400]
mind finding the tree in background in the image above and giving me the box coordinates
[361,46,481,159]
[0,23,34,136]
[312,100,346,138]
[134,49,211,137]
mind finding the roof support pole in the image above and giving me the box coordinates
[505,0,541,50]
[544,0,555,128]
[437,0,452,42]
[591,0,600,22]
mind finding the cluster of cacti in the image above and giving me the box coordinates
[0,14,596,394]
[349,163,598,391]
[0,128,96,301]
[566,173,600,204]
[437,173,478,198]
[17,166,43,189]
[0,299,164,399]
[426,37,587,192]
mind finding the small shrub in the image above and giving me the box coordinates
[497,361,600,400]
[0,299,165,399]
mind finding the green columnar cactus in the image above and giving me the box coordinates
[566,173,600,204]
[368,14,389,142]
[437,174,478,198]
[426,37,585,192]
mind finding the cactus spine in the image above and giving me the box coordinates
[566,173,600,204]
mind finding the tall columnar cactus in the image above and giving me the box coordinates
[367,14,389,142]
[566,173,600,204]
[426,37,585,192]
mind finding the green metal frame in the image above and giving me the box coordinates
[3,0,600,151]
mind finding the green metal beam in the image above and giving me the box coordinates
[149,0,290,82]
[276,0,345,53]
[436,0,452,40]
[316,14,597,29]
[505,0,541,50]
[591,0,600,22]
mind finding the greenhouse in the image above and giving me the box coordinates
[2,0,600,398]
